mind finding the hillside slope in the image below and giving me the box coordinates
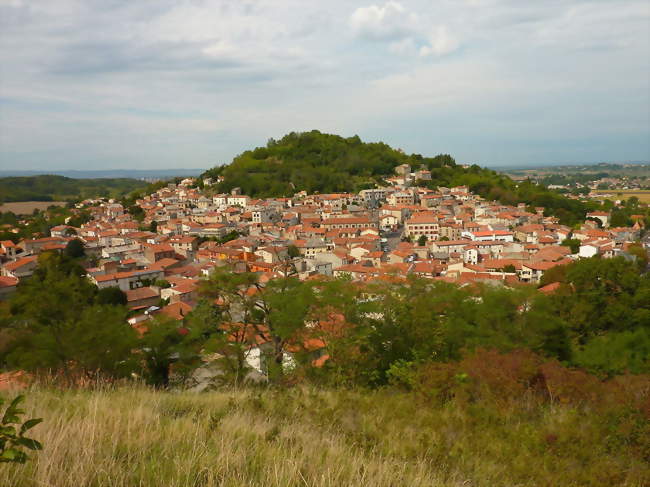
[202,130,455,197]
[0,175,147,203]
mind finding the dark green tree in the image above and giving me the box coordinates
[96,287,127,306]
[64,238,85,259]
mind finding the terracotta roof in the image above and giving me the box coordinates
[0,276,19,288]
[126,287,159,302]
[3,255,38,272]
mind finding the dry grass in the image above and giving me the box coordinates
[0,384,647,487]
[0,201,67,215]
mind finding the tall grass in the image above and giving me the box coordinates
[1,384,647,487]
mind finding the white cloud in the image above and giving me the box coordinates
[419,26,459,57]
[0,0,647,169]
[349,2,417,40]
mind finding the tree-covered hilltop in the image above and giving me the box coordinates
[201,130,456,197]
[0,175,148,203]
[202,130,598,225]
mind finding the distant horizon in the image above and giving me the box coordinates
[1,159,648,180]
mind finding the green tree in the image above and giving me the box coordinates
[3,254,136,380]
[200,266,315,381]
[561,238,581,254]
[64,238,85,259]
[96,287,127,306]
[287,244,300,259]
[140,310,218,387]
[417,235,428,246]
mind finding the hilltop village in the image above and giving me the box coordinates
[1,164,645,310]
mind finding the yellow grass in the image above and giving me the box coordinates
[1,385,647,487]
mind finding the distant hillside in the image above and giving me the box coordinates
[0,169,205,179]
[0,175,148,203]
[202,130,595,225]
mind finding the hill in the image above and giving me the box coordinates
[2,384,647,487]
[0,175,148,203]
[202,130,455,197]
[202,130,595,225]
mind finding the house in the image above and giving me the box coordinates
[0,276,19,300]
[404,213,439,240]
[321,217,378,231]
[92,268,164,292]
[144,244,176,263]
[161,279,199,304]
[126,287,161,310]
[586,211,610,228]
[520,260,569,283]
[467,230,514,242]
[1,255,38,279]
[0,240,18,261]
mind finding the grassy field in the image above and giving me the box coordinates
[590,189,650,203]
[0,384,647,487]
[0,201,67,215]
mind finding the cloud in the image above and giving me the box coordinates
[419,26,459,57]
[0,0,647,170]
[349,2,459,57]
[349,2,417,40]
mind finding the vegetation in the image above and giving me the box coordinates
[64,239,85,259]
[0,394,42,464]
[0,205,92,243]
[0,175,147,203]
[201,130,600,225]
[1,253,647,385]
[0,251,647,485]
[0,380,646,487]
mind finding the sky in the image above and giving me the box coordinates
[0,0,649,171]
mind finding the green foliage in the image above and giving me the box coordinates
[417,235,427,246]
[0,175,146,203]
[203,130,455,197]
[561,238,581,254]
[2,253,136,379]
[64,238,85,259]
[140,313,216,387]
[96,286,127,306]
[0,395,42,464]
[286,244,300,258]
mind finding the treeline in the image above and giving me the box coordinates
[0,175,147,203]
[201,130,602,225]
[0,252,647,388]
